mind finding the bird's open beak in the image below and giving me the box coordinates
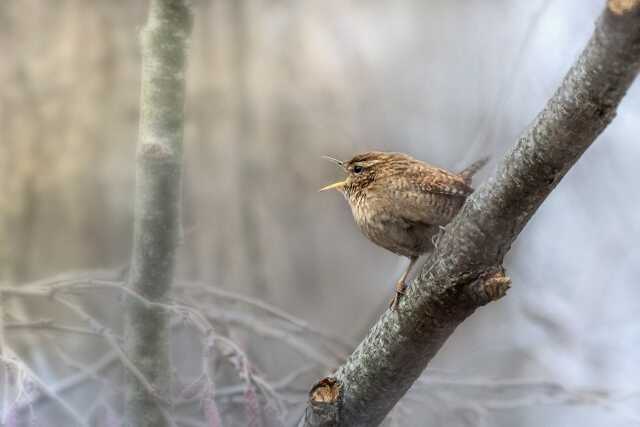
[319,180,346,192]
[320,156,346,192]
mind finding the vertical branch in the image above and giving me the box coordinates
[124,1,193,426]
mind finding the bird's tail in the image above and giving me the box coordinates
[459,157,489,183]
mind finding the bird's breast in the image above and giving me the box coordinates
[348,193,433,257]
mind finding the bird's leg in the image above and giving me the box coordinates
[389,256,418,310]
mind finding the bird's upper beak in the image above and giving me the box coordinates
[320,156,346,192]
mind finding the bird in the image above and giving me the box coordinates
[320,151,488,309]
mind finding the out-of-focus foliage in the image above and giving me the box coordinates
[2,0,640,426]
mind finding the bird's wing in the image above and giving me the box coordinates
[407,162,474,197]
[370,162,472,226]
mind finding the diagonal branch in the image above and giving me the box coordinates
[303,2,640,426]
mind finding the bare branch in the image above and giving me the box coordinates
[303,3,640,425]
[56,297,171,406]
[5,319,104,337]
[177,281,354,355]
[16,353,118,411]
[1,351,87,426]
[124,0,193,426]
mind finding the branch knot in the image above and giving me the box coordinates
[465,267,511,306]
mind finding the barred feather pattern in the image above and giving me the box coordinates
[340,151,485,258]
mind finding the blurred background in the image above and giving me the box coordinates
[2,0,640,426]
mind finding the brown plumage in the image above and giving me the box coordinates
[321,151,488,309]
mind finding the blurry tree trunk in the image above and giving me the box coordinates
[272,3,321,301]
[302,3,640,426]
[230,0,268,298]
[11,67,45,282]
[124,1,192,426]
[81,10,117,266]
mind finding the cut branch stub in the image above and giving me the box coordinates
[608,0,640,15]
[465,268,511,306]
[305,377,342,426]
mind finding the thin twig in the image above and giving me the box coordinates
[54,297,170,406]
[0,352,88,426]
[5,319,103,337]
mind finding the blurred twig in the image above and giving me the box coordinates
[1,350,87,426]
[465,0,554,164]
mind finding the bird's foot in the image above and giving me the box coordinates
[389,281,407,310]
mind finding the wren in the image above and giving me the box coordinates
[321,151,488,309]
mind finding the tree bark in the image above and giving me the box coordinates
[303,2,640,426]
[124,1,192,426]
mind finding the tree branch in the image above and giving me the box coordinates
[124,0,193,426]
[303,2,640,426]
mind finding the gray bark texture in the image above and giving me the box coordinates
[303,2,640,426]
[124,1,192,426]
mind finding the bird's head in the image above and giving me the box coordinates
[320,151,402,198]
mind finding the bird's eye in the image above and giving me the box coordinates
[353,165,364,174]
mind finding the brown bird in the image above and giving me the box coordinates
[320,151,488,309]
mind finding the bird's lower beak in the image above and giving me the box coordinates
[319,180,346,192]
